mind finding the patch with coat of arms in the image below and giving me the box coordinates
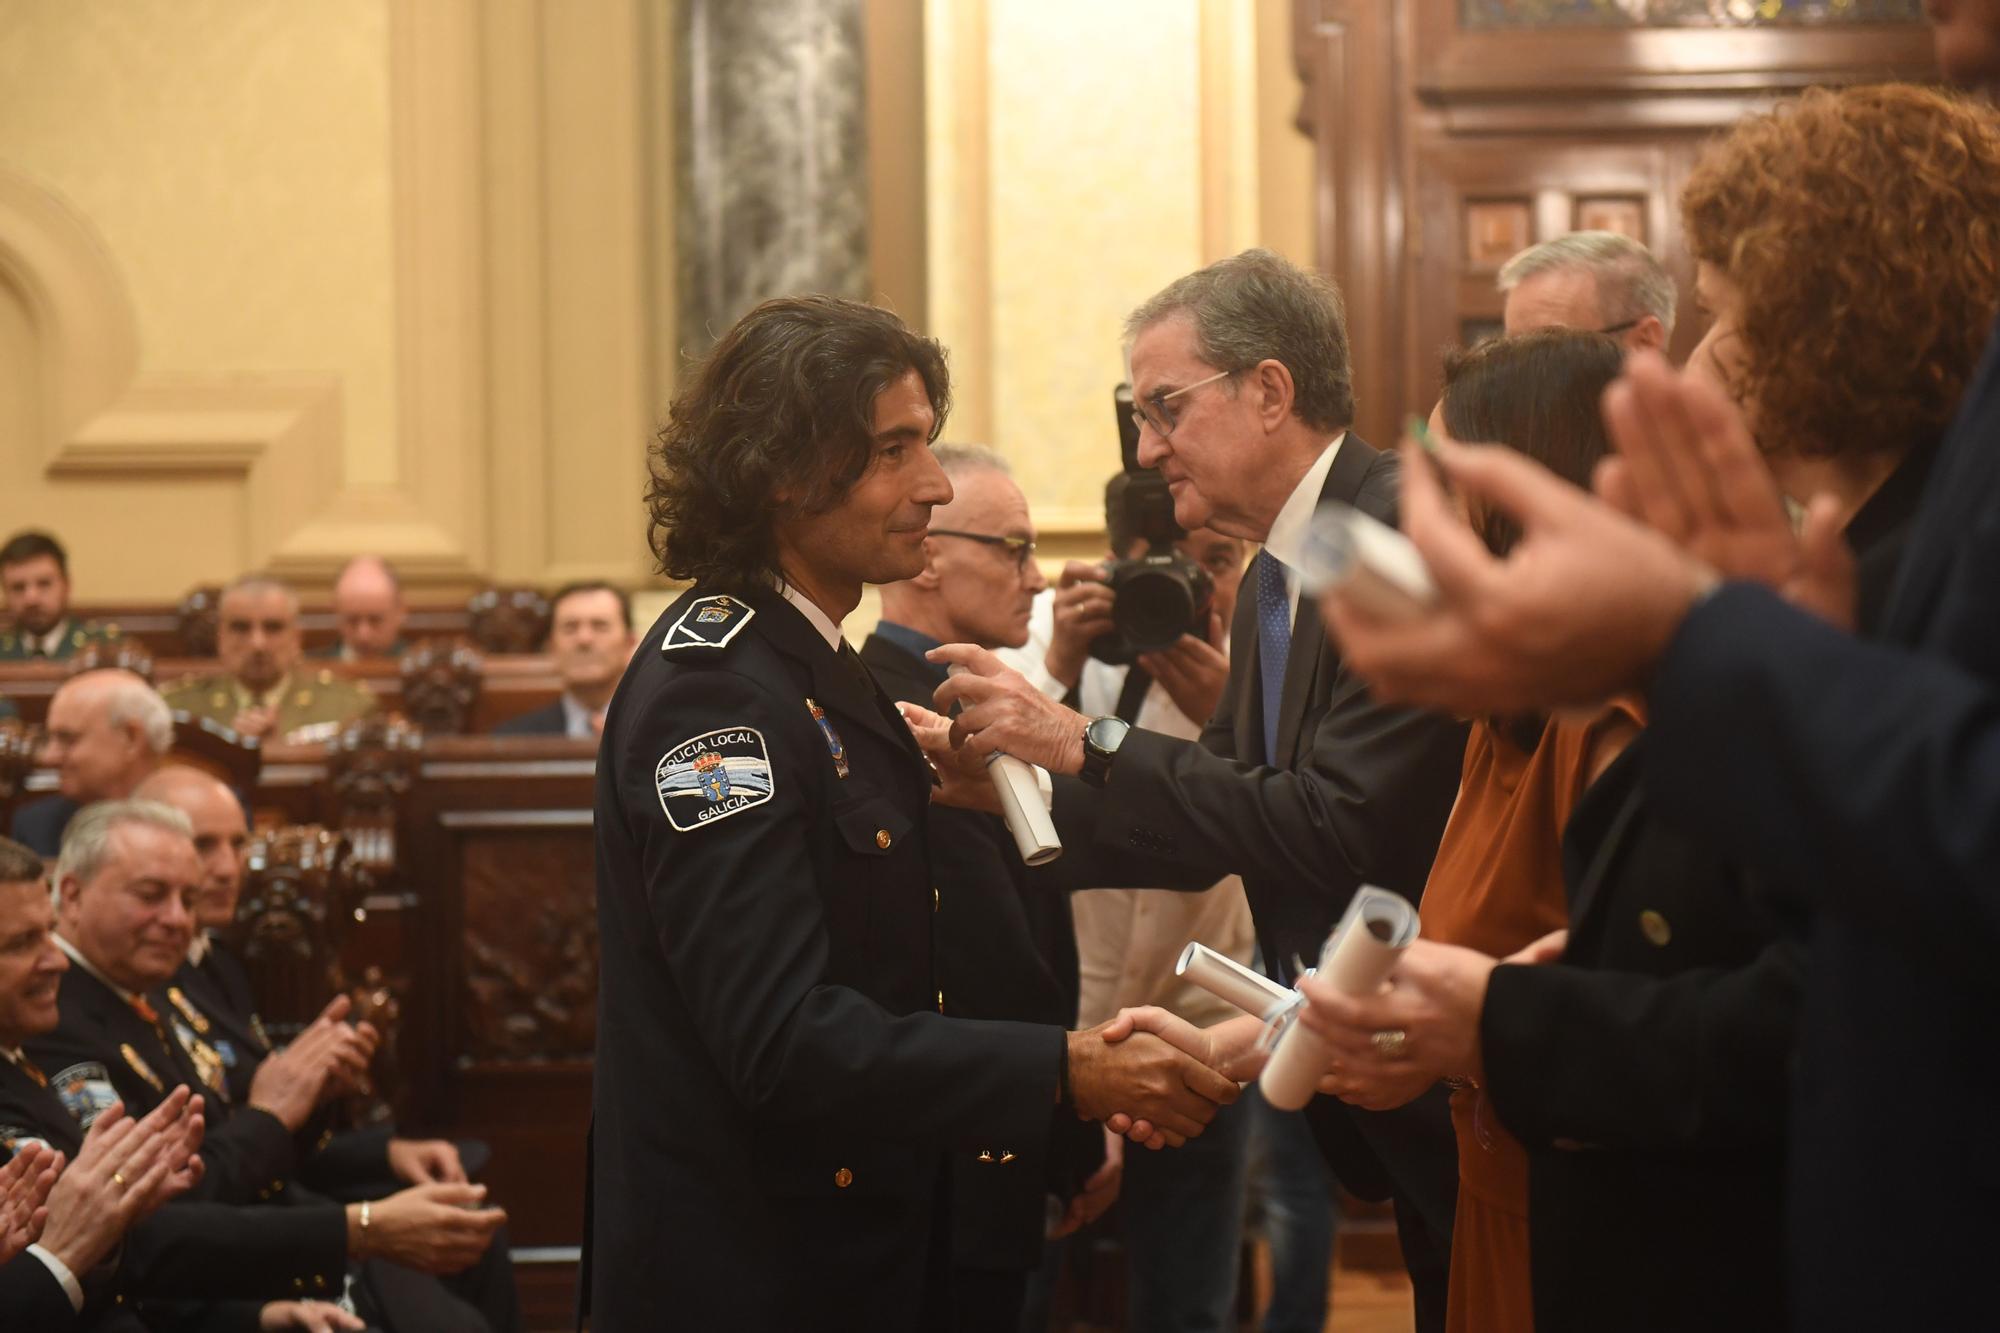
[655,726,775,832]
[51,1062,121,1127]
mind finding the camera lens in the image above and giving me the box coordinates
[1114,565,1198,654]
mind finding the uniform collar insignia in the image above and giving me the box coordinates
[805,698,850,779]
[662,595,755,653]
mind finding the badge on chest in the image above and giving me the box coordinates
[805,698,850,779]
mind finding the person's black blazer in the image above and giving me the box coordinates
[492,701,569,737]
[1642,317,2000,1332]
[586,586,1063,1332]
[859,630,1104,1276]
[10,794,79,858]
[0,1253,83,1331]
[1041,435,1468,1322]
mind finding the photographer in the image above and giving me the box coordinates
[927,249,1468,1328]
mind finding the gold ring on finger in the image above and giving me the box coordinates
[1370,1028,1410,1058]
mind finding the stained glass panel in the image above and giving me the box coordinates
[1462,0,1923,28]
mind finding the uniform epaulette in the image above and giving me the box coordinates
[661,594,756,654]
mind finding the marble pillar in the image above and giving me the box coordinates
[675,0,871,353]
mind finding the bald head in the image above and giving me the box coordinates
[880,449,1047,650]
[332,556,407,660]
[133,765,250,929]
[43,669,172,803]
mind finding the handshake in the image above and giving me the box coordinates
[1066,1006,1275,1150]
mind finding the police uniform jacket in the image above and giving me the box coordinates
[0,1051,347,1320]
[859,628,1105,1275]
[586,586,1064,1332]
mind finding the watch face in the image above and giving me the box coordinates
[1087,716,1131,753]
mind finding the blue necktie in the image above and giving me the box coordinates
[1255,549,1291,765]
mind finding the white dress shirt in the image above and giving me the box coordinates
[1258,432,1347,626]
[778,583,845,652]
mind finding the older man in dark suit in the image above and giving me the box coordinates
[930,249,1468,1329]
[492,583,636,740]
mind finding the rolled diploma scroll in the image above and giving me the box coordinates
[1295,501,1440,622]
[1175,942,1292,1017]
[1258,886,1422,1111]
[946,665,1062,865]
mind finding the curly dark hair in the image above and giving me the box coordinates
[645,296,951,595]
[1440,329,1622,559]
[1681,83,2000,460]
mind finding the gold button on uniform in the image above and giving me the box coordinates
[875,828,892,849]
[834,1167,854,1189]
[999,1151,1016,1165]
[1639,910,1672,947]
[977,1151,994,1164]
[936,989,945,1013]
[933,886,940,912]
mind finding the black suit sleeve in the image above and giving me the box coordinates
[1647,582,2000,943]
[1479,940,1803,1153]
[295,1124,394,1194]
[1046,666,1465,915]
[616,670,1060,1148]
[0,1253,79,1331]
[120,1202,347,1298]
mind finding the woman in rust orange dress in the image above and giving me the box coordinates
[1412,329,1642,1333]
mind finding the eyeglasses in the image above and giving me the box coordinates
[928,530,1038,574]
[1131,368,1237,438]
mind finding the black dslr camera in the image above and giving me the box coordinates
[1090,384,1216,665]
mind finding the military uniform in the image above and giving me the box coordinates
[0,617,120,661]
[586,585,1065,1332]
[161,670,377,742]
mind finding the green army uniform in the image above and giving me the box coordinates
[162,668,379,742]
[309,638,411,662]
[0,617,121,661]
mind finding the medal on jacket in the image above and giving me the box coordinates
[170,1019,231,1100]
[120,1043,165,1092]
[166,986,212,1035]
[805,698,850,779]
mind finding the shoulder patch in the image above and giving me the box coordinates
[50,1062,120,1127]
[1,1126,52,1156]
[661,595,755,653]
[655,726,775,831]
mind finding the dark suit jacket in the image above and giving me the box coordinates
[0,1252,83,1331]
[492,700,569,737]
[10,794,79,858]
[587,586,1063,1331]
[1641,317,2000,1332]
[860,630,1104,1273]
[1042,436,1467,1237]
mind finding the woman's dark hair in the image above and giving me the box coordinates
[645,296,952,595]
[1439,329,1623,559]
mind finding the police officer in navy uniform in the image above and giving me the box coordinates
[585,296,1239,1331]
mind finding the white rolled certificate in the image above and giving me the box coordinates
[946,663,1062,865]
[1258,886,1421,1111]
[1175,942,1291,1017]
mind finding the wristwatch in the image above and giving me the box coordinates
[1079,715,1131,789]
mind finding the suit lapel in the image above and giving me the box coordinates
[1274,435,1382,767]
[748,590,929,788]
[1228,574,1263,761]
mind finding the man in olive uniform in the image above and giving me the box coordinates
[0,531,120,661]
[586,295,1240,1332]
[163,576,376,743]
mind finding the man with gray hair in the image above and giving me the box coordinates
[922,248,1468,1330]
[1498,229,1677,354]
[164,574,376,742]
[9,669,173,858]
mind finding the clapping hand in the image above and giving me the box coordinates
[385,1138,468,1186]
[1,1141,59,1263]
[36,1087,207,1277]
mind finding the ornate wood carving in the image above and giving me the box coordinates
[176,585,223,657]
[466,586,551,654]
[459,829,598,1059]
[66,639,156,684]
[0,720,43,822]
[231,825,372,1039]
[167,716,261,792]
[325,715,422,872]
[396,638,484,736]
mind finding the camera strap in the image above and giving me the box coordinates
[1114,666,1152,725]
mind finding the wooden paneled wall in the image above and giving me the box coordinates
[1293,0,1937,445]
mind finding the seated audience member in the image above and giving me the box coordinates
[859,445,1109,1332]
[0,834,370,1332]
[1301,83,2000,1333]
[316,557,410,662]
[164,575,376,744]
[11,670,173,858]
[1497,230,1675,355]
[134,764,476,1193]
[492,581,636,739]
[0,693,16,723]
[23,803,523,1331]
[0,531,121,662]
[1005,513,1261,1331]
